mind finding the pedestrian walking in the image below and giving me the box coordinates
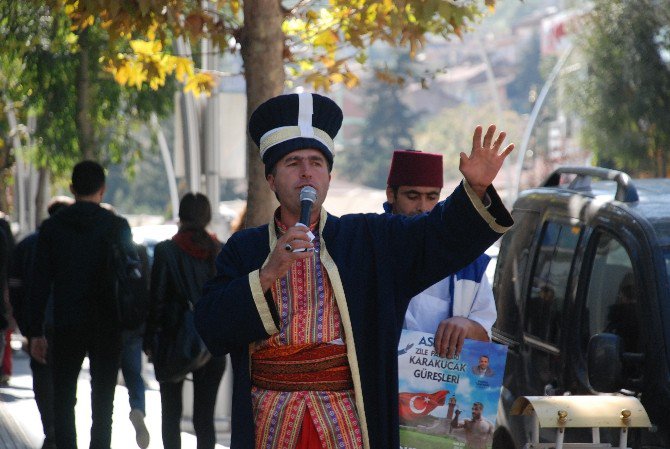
[101,202,151,449]
[121,242,151,449]
[0,213,15,386]
[144,192,225,449]
[29,160,137,449]
[8,196,73,449]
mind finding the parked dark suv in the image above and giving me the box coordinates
[492,167,670,448]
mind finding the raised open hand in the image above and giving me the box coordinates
[459,125,514,199]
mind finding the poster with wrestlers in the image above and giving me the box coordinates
[397,330,508,449]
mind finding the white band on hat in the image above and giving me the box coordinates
[259,126,334,159]
[297,93,314,138]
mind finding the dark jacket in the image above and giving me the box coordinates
[145,238,219,344]
[8,231,40,335]
[28,201,133,336]
[0,224,9,331]
[195,182,513,449]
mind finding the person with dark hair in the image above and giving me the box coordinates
[122,242,151,449]
[144,192,225,449]
[452,402,494,449]
[386,150,496,359]
[0,214,11,386]
[29,160,137,449]
[100,202,151,449]
[0,212,15,386]
[471,355,494,377]
[8,196,73,449]
[194,92,514,449]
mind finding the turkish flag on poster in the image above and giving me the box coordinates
[398,390,449,422]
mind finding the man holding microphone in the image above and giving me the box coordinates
[195,92,514,449]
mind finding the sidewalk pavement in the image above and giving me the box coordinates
[0,339,231,449]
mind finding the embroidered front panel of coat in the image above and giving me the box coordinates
[267,234,341,346]
[252,232,363,449]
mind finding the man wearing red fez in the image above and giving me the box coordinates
[195,91,514,449]
[385,150,496,359]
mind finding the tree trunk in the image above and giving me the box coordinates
[0,170,10,214]
[240,0,285,228]
[76,28,95,160]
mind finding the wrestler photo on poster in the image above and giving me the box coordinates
[397,330,508,449]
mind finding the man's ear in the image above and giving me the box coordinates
[385,186,395,204]
[69,184,76,195]
[266,173,276,193]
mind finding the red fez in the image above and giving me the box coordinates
[387,150,443,188]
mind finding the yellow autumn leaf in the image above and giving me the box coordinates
[329,73,344,83]
[130,39,163,56]
[146,22,159,41]
[298,60,314,71]
[145,62,168,88]
[344,73,360,88]
[126,61,149,89]
[320,55,336,68]
[313,30,338,49]
[111,63,131,85]
[283,17,307,35]
[230,0,240,15]
[149,75,166,90]
[173,57,195,83]
[184,73,216,97]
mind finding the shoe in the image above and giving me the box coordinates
[0,374,9,386]
[129,408,150,449]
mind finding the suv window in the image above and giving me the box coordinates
[525,221,581,346]
[493,210,541,340]
[581,231,641,353]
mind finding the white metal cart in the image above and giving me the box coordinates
[510,396,651,449]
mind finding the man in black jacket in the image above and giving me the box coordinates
[9,196,73,449]
[29,161,136,449]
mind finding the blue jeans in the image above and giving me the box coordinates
[121,329,146,415]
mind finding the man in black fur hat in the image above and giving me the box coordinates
[196,92,514,449]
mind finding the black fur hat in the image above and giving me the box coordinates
[248,93,343,175]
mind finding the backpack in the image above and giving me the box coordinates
[107,221,149,330]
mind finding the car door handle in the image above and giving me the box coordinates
[544,383,565,396]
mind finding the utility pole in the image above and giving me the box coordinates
[511,43,574,198]
[151,113,179,221]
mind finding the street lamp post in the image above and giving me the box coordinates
[151,113,180,221]
[511,43,574,199]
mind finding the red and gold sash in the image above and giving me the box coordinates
[252,343,352,391]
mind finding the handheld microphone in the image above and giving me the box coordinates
[299,186,318,227]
